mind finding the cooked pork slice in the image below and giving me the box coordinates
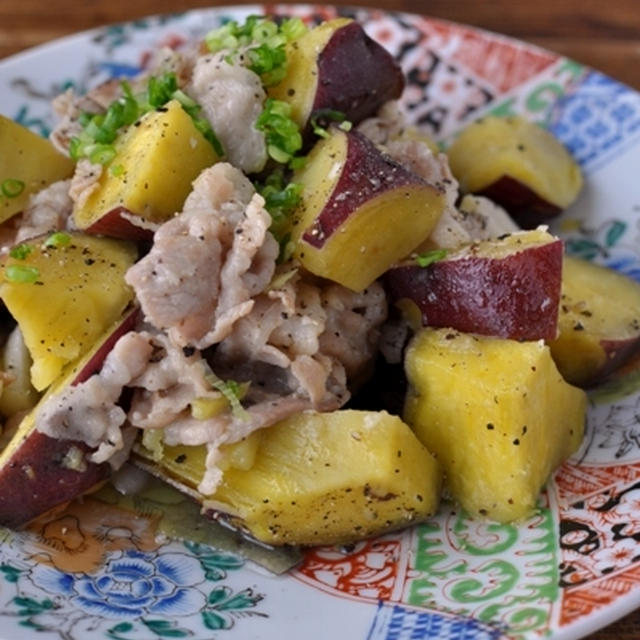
[357,101,408,146]
[127,332,220,430]
[211,274,387,414]
[35,331,154,466]
[125,163,278,349]
[15,179,73,243]
[190,53,267,174]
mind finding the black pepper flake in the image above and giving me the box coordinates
[513,438,520,446]
[182,345,196,357]
[175,454,187,464]
[486,423,495,430]
[84,258,95,266]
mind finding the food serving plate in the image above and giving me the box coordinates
[1,4,640,639]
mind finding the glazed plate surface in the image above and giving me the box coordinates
[1,5,640,639]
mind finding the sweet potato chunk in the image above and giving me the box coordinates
[0,115,75,223]
[549,256,640,387]
[404,328,586,522]
[135,410,441,546]
[268,18,404,133]
[385,227,563,341]
[0,232,137,390]
[73,99,219,235]
[0,309,138,528]
[447,116,583,228]
[291,127,444,291]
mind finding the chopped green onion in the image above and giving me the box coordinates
[5,265,40,284]
[205,16,307,87]
[415,248,448,268]
[255,169,303,263]
[110,163,125,177]
[310,109,351,139]
[1,179,25,199]
[246,43,287,86]
[280,17,307,41]
[171,89,199,110]
[44,232,71,248]
[88,144,117,165]
[70,72,224,162]
[256,98,303,165]
[147,73,178,108]
[192,117,224,157]
[213,379,249,420]
[9,243,32,260]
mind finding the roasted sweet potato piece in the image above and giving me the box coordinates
[549,256,640,387]
[385,227,563,341]
[291,127,444,291]
[447,116,583,228]
[268,18,404,134]
[135,409,441,546]
[0,115,75,223]
[404,328,586,522]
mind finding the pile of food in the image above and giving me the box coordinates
[1,14,639,548]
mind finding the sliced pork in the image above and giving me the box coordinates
[125,163,279,349]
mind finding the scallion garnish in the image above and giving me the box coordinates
[415,248,448,268]
[256,168,303,261]
[1,179,25,199]
[205,16,307,87]
[212,379,249,420]
[69,72,224,163]
[9,243,32,260]
[310,109,352,139]
[44,232,71,248]
[5,264,40,284]
[256,98,303,165]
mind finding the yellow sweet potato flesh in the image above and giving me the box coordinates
[0,233,137,390]
[549,256,640,386]
[447,115,583,213]
[135,410,441,546]
[73,100,218,228]
[0,115,75,223]
[404,328,586,522]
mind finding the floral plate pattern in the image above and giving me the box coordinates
[1,4,640,639]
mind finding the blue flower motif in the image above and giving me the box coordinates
[29,550,206,619]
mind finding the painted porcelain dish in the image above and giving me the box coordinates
[1,5,640,639]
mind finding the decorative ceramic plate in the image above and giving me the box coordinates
[1,4,640,639]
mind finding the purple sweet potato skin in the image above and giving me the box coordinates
[0,308,139,528]
[0,433,109,529]
[314,21,404,125]
[478,175,562,229]
[385,238,563,341]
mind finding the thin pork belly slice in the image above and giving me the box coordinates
[125,163,279,349]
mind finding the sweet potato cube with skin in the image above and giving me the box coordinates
[549,256,640,387]
[0,115,75,223]
[384,227,563,341]
[0,232,137,391]
[0,309,138,528]
[404,328,586,522]
[291,128,444,291]
[447,116,583,228]
[268,18,404,132]
[73,99,219,233]
[135,410,441,546]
